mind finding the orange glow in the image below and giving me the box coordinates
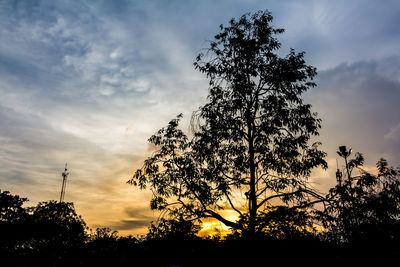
[198,209,240,237]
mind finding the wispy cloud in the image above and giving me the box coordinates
[309,57,400,165]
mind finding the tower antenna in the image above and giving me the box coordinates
[59,163,69,202]
[336,158,342,186]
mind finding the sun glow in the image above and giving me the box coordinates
[198,209,240,237]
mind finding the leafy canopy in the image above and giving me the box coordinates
[128,10,326,234]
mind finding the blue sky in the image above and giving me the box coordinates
[1,0,400,235]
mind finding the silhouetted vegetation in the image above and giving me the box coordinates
[128,9,327,238]
[2,9,400,266]
[0,193,87,266]
[0,190,29,256]
[320,147,400,247]
[147,217,201,240]
[2,152,400,265]
[231,206,317,240]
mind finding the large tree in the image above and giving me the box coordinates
[128,10,326,236]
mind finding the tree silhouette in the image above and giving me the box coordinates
[147,217,201,240]
[84,227,138,266]
[232,206,316,240]
[128,10,326,236]
[321,146,400,244]
[29,201,87,253]
[0,190,28,223]
[0,190,30,253]
[91,227,119,241]
[1,192,89,266]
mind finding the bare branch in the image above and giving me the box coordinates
[257,189,325,209]
[225,192,244,217]
[205,209,242,230]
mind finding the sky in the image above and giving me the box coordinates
[1,0,400,236]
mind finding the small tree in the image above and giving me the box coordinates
[30,201,87,250]
[0,190,28,223]
[234,206,316,240]
[147,217,201,240]
[322,146,400,244]
[0,190,30,251]
[128,10,326,236]
[1,193,88,265]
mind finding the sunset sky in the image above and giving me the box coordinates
[1,0,400,236]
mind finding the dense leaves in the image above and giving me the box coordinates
[0,190,30,252]
[147,217,201,240]
[0,193,89,266]
[29,201,87,250]
[229,206,316,240]
[0,190,28,223]
[320,147,400,245]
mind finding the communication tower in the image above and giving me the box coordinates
[59,163,69,202]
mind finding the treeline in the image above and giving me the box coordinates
[1,149,400,266]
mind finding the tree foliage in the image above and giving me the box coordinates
[147,217,201,240]
[29,201,87,249]
[233,206,316,240]
[0,190,28,223]
[0,190,30,251]
[0,192,89,266]
[321,146,400,244]
[128,10,326,235]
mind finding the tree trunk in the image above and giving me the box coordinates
[248,128,257,236]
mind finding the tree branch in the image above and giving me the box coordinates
[225,192,244,217]
[205,209,242,230]
[256,189,325,209]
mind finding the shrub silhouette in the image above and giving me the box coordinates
[321,147,400,247]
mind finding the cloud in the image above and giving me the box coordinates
[385,123,400,142]
[91,206,157,233]
[275,0,400,69]
[0,0,207,235]
[307,56,400,167]
[108,219,151,231]
[124,206,154,220]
